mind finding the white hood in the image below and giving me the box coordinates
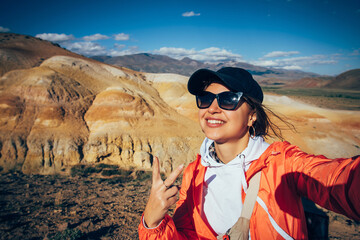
[200,136,269,235]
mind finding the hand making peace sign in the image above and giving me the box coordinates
[143,157,184,228]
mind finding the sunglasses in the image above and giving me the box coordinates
[196,91,244,110]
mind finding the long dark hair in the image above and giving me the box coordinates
[244,95,295,141]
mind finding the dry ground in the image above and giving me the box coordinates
[0,167,359,240]
[0,167,153,240]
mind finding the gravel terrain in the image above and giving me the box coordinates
[0,167,152,240]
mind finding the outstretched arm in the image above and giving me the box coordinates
[285,144,360,220]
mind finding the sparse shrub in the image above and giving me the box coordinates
[42,200,54,208]
[70,165,101,177]
[96,176,127,185]
[101,169,122,177]
[70,164,152,184]
[83,166,101,176]
[134,170,152,181]
[96,163,118,170]
[52,42,61,48]
[51,228,83,240]
[117,168,132,176]
[70,165,85,177]
[101,168,133,182]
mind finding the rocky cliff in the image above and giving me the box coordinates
[0,55,203,174]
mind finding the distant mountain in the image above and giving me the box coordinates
[289,69,360,90]
[0,33,93,77]
[94,53,208,77]
[286,76,334,88]
[325,69,360,90]
[92,53,320,81]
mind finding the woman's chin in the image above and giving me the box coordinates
[204,134,226,144]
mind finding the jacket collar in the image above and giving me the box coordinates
[245,141,285,182]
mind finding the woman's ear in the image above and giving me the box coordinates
[248,112,257,127]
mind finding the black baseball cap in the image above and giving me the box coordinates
[187,67,263,103]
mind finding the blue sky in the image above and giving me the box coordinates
[1,0,359,75]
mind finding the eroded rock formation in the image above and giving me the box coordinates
[1,55,359,175]
[0,56,203,174]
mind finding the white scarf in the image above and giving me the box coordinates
[200,136,270,235]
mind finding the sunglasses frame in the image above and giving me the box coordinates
[196,91,244,110]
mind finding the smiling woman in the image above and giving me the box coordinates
[138,67,360,240]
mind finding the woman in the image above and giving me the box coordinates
[138,67,360,239]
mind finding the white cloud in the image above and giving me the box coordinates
[114,43,126,50]
[251,54,337,70]
[282,65,303,70]
[251,60,278,67]
[182,11,200,17]
[114,33,130,41]
[109,46,140,56]
[263,51,300,58]
[200,47,242,61]
[153,47,242,62]
[64,41,108,56]
[154,47,197,57]
[83,33,109,41]
[35,33,74,42]
[0,26,10,32]
[282,55,337,65]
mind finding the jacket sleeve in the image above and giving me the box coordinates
[283,142,360,220]
[138,160,198,240]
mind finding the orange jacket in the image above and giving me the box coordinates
[138,141,360,239]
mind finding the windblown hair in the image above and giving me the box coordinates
[243,95,295,141]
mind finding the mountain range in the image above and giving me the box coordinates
[285,68,360,90]
[91,53,320,81]
[2,33,359,90]
[92,54,360,89]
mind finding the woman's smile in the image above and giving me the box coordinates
[206,117,225,127]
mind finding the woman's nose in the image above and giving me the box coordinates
[207,98,221,113]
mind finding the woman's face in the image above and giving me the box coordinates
[198,82,255,144]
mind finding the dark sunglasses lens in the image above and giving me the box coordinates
[218,92,240,110]
[196,92,215,109]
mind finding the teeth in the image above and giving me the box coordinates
[207,119,224,124]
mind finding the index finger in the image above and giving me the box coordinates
[164,164,184,187]
[152,156,161,183]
